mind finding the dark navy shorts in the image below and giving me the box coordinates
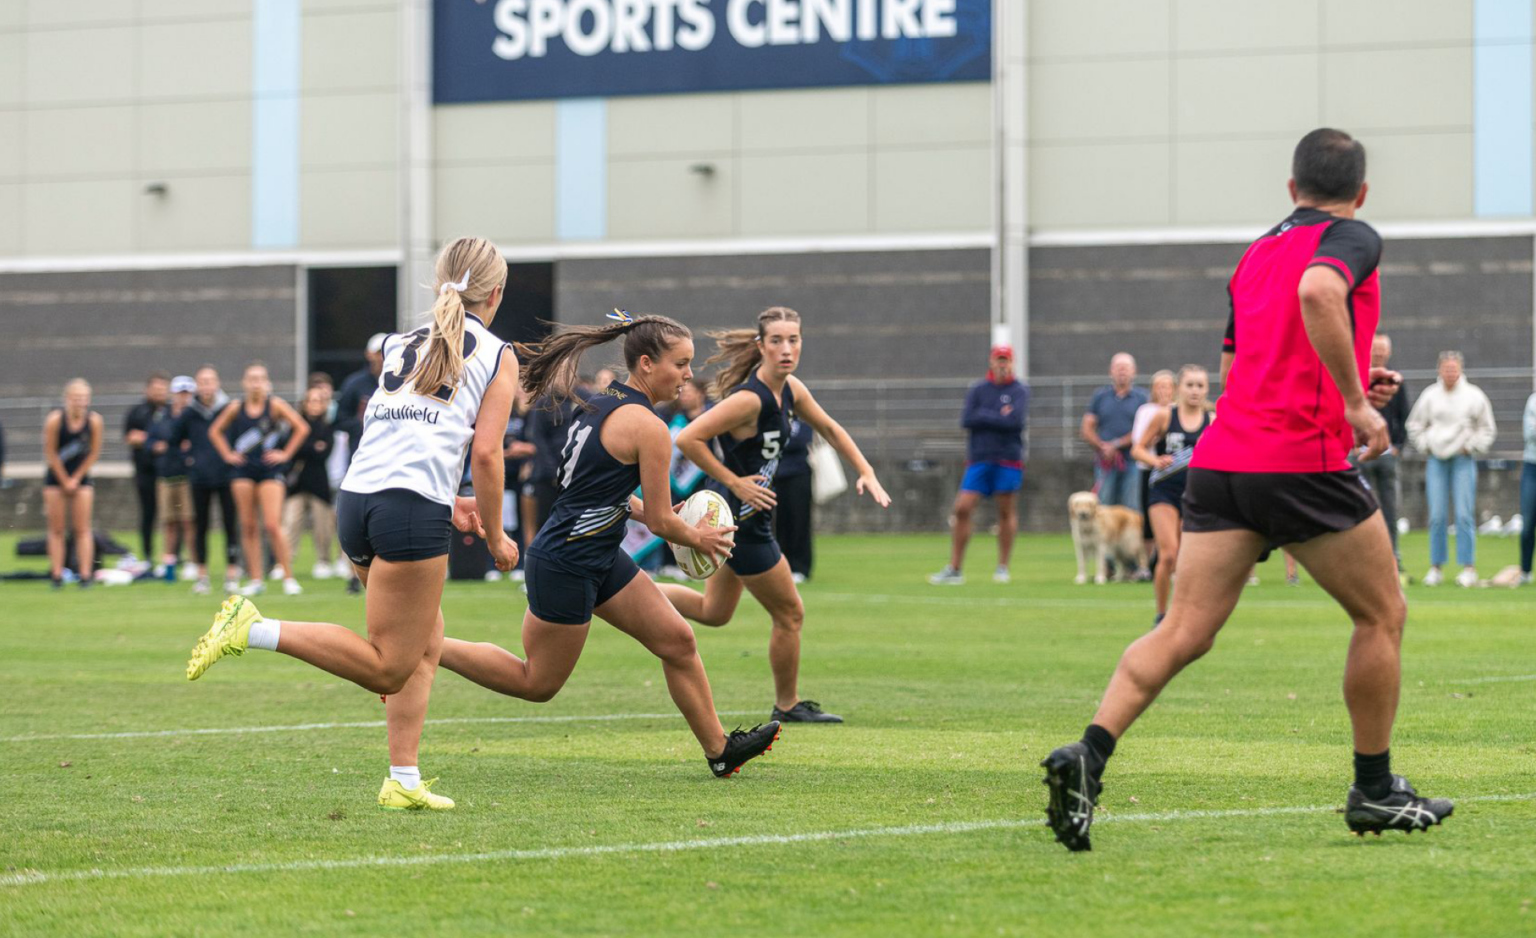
[233,460,286,484]
[336,488,452,567]
[1146,481,1187,514]
[724,537,783,578]
[524,548,641,626]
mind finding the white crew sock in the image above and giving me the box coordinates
[247,617,281,651]
[390,766,421,790]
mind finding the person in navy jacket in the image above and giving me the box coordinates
[930,345,1029,585]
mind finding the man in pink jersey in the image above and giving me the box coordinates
[1040,128,1453,852]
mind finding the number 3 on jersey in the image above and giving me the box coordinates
[559,424,593,489]
[380,328,479,403]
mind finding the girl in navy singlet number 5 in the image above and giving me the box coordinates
[1131,364,1212,625]
[660,306,891,725]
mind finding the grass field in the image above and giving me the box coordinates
[1,530,1533,937]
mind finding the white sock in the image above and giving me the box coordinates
[390,766,421,790]
[247,617,281,651]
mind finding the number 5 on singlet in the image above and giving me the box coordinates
[760,430,782,460]
[559,424,593,489]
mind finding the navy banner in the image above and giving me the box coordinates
[433,0,992,103]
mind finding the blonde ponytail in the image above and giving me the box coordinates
[413,236,505,396]
[707,305,801,398]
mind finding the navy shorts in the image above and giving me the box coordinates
[524,548,641,625]
[336,488,452,567]
[43,471,92,488]
[724,537,783,578]
[1146,481,1186,513]
[233,461,286,484]
[960,462,1022,497]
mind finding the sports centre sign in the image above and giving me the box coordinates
[434,0,992,103]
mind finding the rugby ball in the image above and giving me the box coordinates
[675,489,735,580]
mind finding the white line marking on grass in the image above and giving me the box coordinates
[0,710,760,744]
[809,592,1335,611]
[3,792,1530,888]
[1441,673,1536,685]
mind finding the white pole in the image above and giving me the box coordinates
[399,0,435,331]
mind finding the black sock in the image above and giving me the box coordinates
[1082,724,1117,767]
[1353,749,1392,798]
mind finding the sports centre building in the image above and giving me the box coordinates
[2,0,1533,530]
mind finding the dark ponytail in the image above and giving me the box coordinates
[518,314,691,409]
[707,306,801,399]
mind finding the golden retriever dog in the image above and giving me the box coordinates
[1068,491,1148,585]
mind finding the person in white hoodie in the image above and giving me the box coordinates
[1406,351,1497,587]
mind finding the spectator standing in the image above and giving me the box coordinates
[284,386,339,580]
[170,365,240,595]
[124,371,171,560]
[1355,334,1409,573]
[149,376,196,580]
[334,334,386,447]
[1082,353,1149,512]
[775,415,815,583]
[930,345,1030,585]
[521,392,576,538]
[1519,390,1535,585]
[1131,370,1175,559]
[1407,351,1497,587]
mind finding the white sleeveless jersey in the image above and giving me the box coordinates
[341,313,509,507]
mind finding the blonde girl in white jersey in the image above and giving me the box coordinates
[186,237,519,811]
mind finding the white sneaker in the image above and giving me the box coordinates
[791,572,807,584]
[1455,567,1478,588]
[312,562,334,580]
[484,570,503,582]
[1247,575,1261,587]
[928,567,964,586]
[283,577,303,596]
[511,569,527,583]
[191,576,211,595]
[267,566,286,582]
[993,566,1010,584]
[1520,572,1533,586]
[241,580,266,597]
[180,562,200,581]
[223,578,242,594]
[1422,567,1443,587]
[659,565,686,582]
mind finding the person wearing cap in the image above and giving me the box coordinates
[149,375,197,580]
[930,345,1030,585]
[335,332,388,445]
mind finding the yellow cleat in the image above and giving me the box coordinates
[186,595,260,681]
[378,778,456,811]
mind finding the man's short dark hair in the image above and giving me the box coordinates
[147,370,171,384]
[1293,128,1366,202]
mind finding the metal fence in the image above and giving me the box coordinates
[1,369,1532,473]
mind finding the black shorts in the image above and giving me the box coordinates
[336,488,452,567]
[233,461,285,484]
[1182,467,1379,557]
[44,472,91,488]
[524,549,641,625]
[725,537,783,578]
[1146,481,1186,514]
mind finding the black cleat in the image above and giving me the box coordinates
[1041,741,1103,852]
[773,700,843,724]
[1345,774,1454,836]
[708,721,782,778]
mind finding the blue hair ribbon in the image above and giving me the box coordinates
[607,308,634,325]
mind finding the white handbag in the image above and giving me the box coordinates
[808,433,848,504]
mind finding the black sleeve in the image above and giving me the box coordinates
[1222,285,1236,353]
[1309,219,1382,289]
[124,403,149,438]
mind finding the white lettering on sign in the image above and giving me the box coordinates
[490,0,957,60]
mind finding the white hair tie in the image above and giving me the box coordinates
[439,269,471,295]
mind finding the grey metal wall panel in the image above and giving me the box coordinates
[0,266,299,398]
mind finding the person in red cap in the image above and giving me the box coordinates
[930,345,1029,585]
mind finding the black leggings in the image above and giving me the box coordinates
[192,482,239,569]
[134,470,157,558]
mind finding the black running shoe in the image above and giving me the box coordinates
[773,700,843,724]
[1041,741,1103,852]
[1345,774,1454,836]
[708,721,782,778]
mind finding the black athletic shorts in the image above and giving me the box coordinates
[1182,467,1379,558]
[336,488,452,567]
[524,548,641,625]
[43,472,92,488]
[724,537,783,578]
[233,461,286,484]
